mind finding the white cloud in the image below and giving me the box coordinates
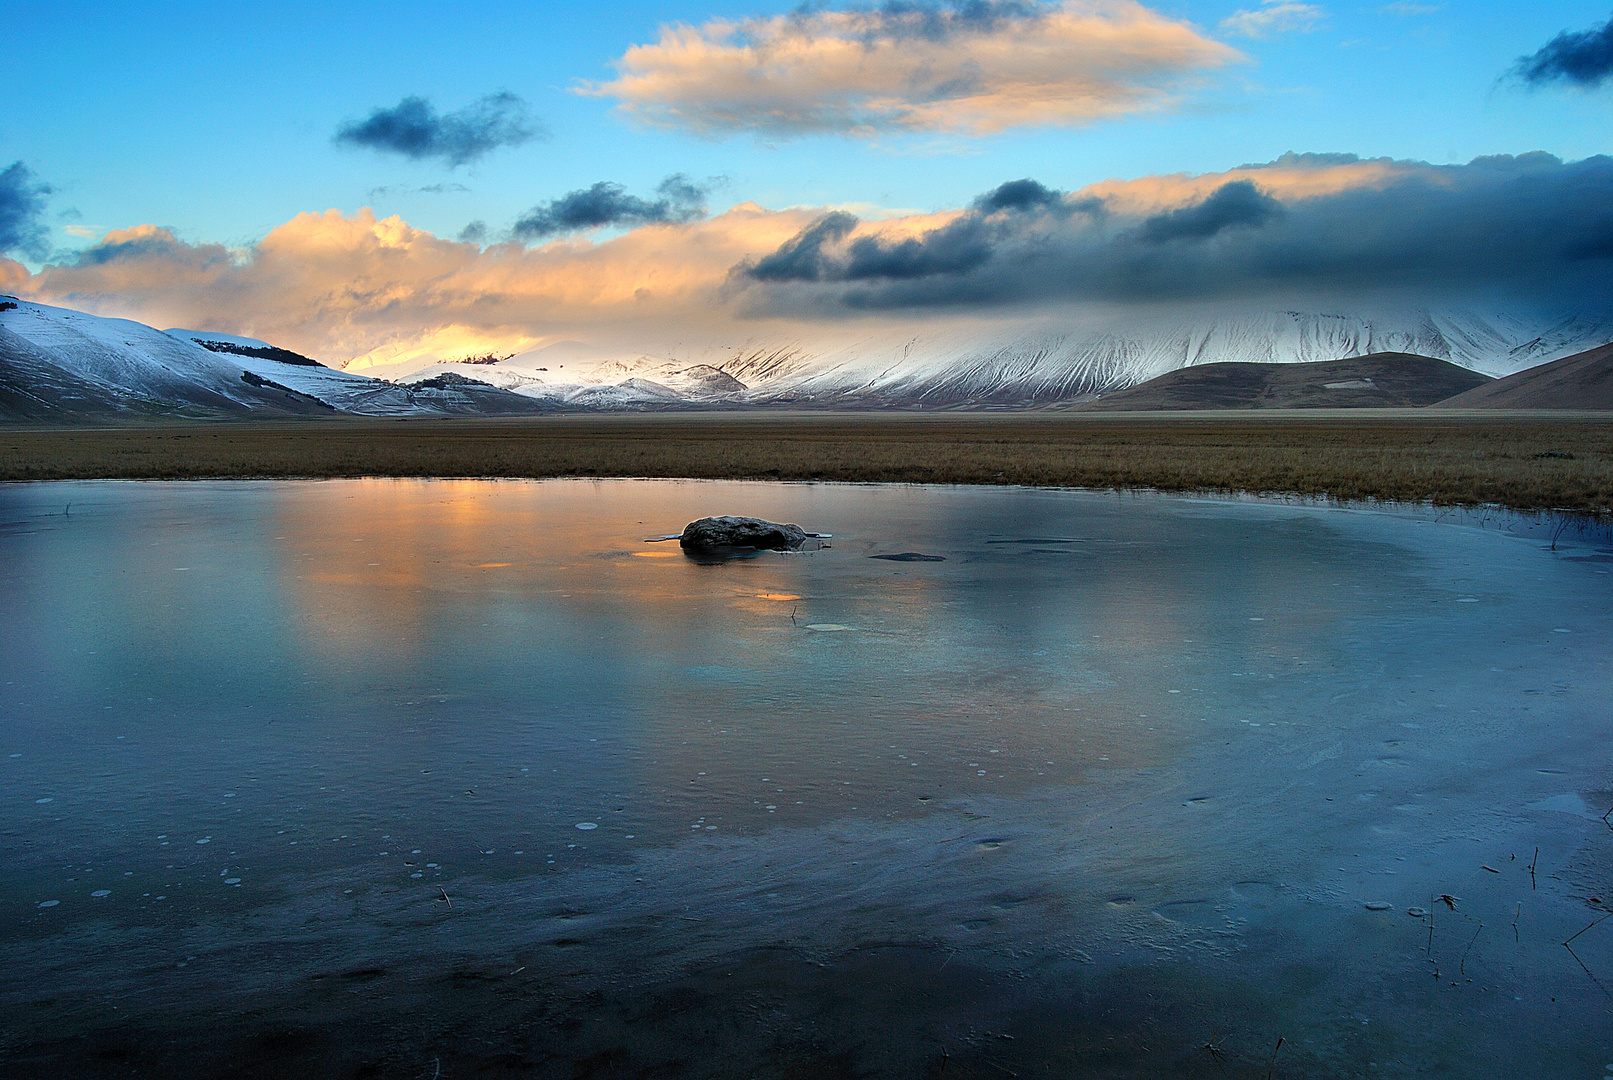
[1219,1,1325,39]
[586,1,1241,137]
[22,153,1609,366]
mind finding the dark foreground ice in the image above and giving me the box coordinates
[0,479,1610,1079]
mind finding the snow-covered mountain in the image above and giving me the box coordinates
[396,307,1613,409]
[4,295,1610,418]
[0,299,558,420]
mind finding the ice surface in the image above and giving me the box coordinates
[0,479,1609,1077]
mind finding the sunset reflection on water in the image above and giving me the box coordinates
[6,478,1612,1078]
[0,477,1391,870]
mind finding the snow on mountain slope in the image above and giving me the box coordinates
[0,303,558,420]
[384,306,1613,410]
[6,297,1611,417]
[400,344,748,409]
[716,309,1613,406]
[0,300,339,417]
[164,328,432,415]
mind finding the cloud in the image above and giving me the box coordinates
[16,153,1612,367]
[0,161,53,261]
[366,183,473,199]
[18,202,821,369]
[740,178,1100,283]
[334,93,541,167]
[732,152,1613,312]
[586,1,1241,137]
[1219,1,1325,39]
[513,174,712,239]
[1512,12,1613,88]
[1135,180,1280,242]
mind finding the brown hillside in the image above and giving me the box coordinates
[1081,353,1491,411]
[1434,342,1613,410]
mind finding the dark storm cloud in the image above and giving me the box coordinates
[0,161,53,261]
[745,211,859,280]
[750,210,996,281]
[743,177,1095,284]
[733,153,1613,313]
[512,174,713,240]
[1136,181,1281,243]
[973,178,1064,213]
[334,93,541,168]
[1513,11,1613,87]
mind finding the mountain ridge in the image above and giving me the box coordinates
[4,297,1612,419]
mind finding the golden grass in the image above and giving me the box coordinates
[2,410,1611,514]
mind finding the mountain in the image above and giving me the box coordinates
[0,303,337,420]
[380,308,1613,410]
[4,296,1612,419]
[0,299,558,421]
[1080,353,1492,411]
[1432,342,1613,410]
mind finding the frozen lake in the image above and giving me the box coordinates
[1,479,1610,1078]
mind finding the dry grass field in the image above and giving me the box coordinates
[2,410,1611,514]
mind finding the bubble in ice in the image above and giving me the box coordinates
[90,890,110,898]
[35,798,52,803]
[806,624,852,632]
[1364,901,1392,911]
[38,900,59,908]
[225,878,241,885]
[196,838,211,844]
[576,822,598,830]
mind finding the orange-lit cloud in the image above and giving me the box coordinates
[25,205,825,369]
[16,153,1610,367]
[587,1,1241,137]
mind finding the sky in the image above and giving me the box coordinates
[2,1,1611,368]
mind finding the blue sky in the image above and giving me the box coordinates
[4,2,1611,368]
[4,0,1608,252]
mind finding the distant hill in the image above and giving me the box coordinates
[1081,353,1492,411]
[1432,342,1613,410]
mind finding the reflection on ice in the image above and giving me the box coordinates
[0,478,1610,1078]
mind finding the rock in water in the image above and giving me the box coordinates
[680,516,808,553]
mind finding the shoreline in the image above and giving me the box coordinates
[2,410,1610,514]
